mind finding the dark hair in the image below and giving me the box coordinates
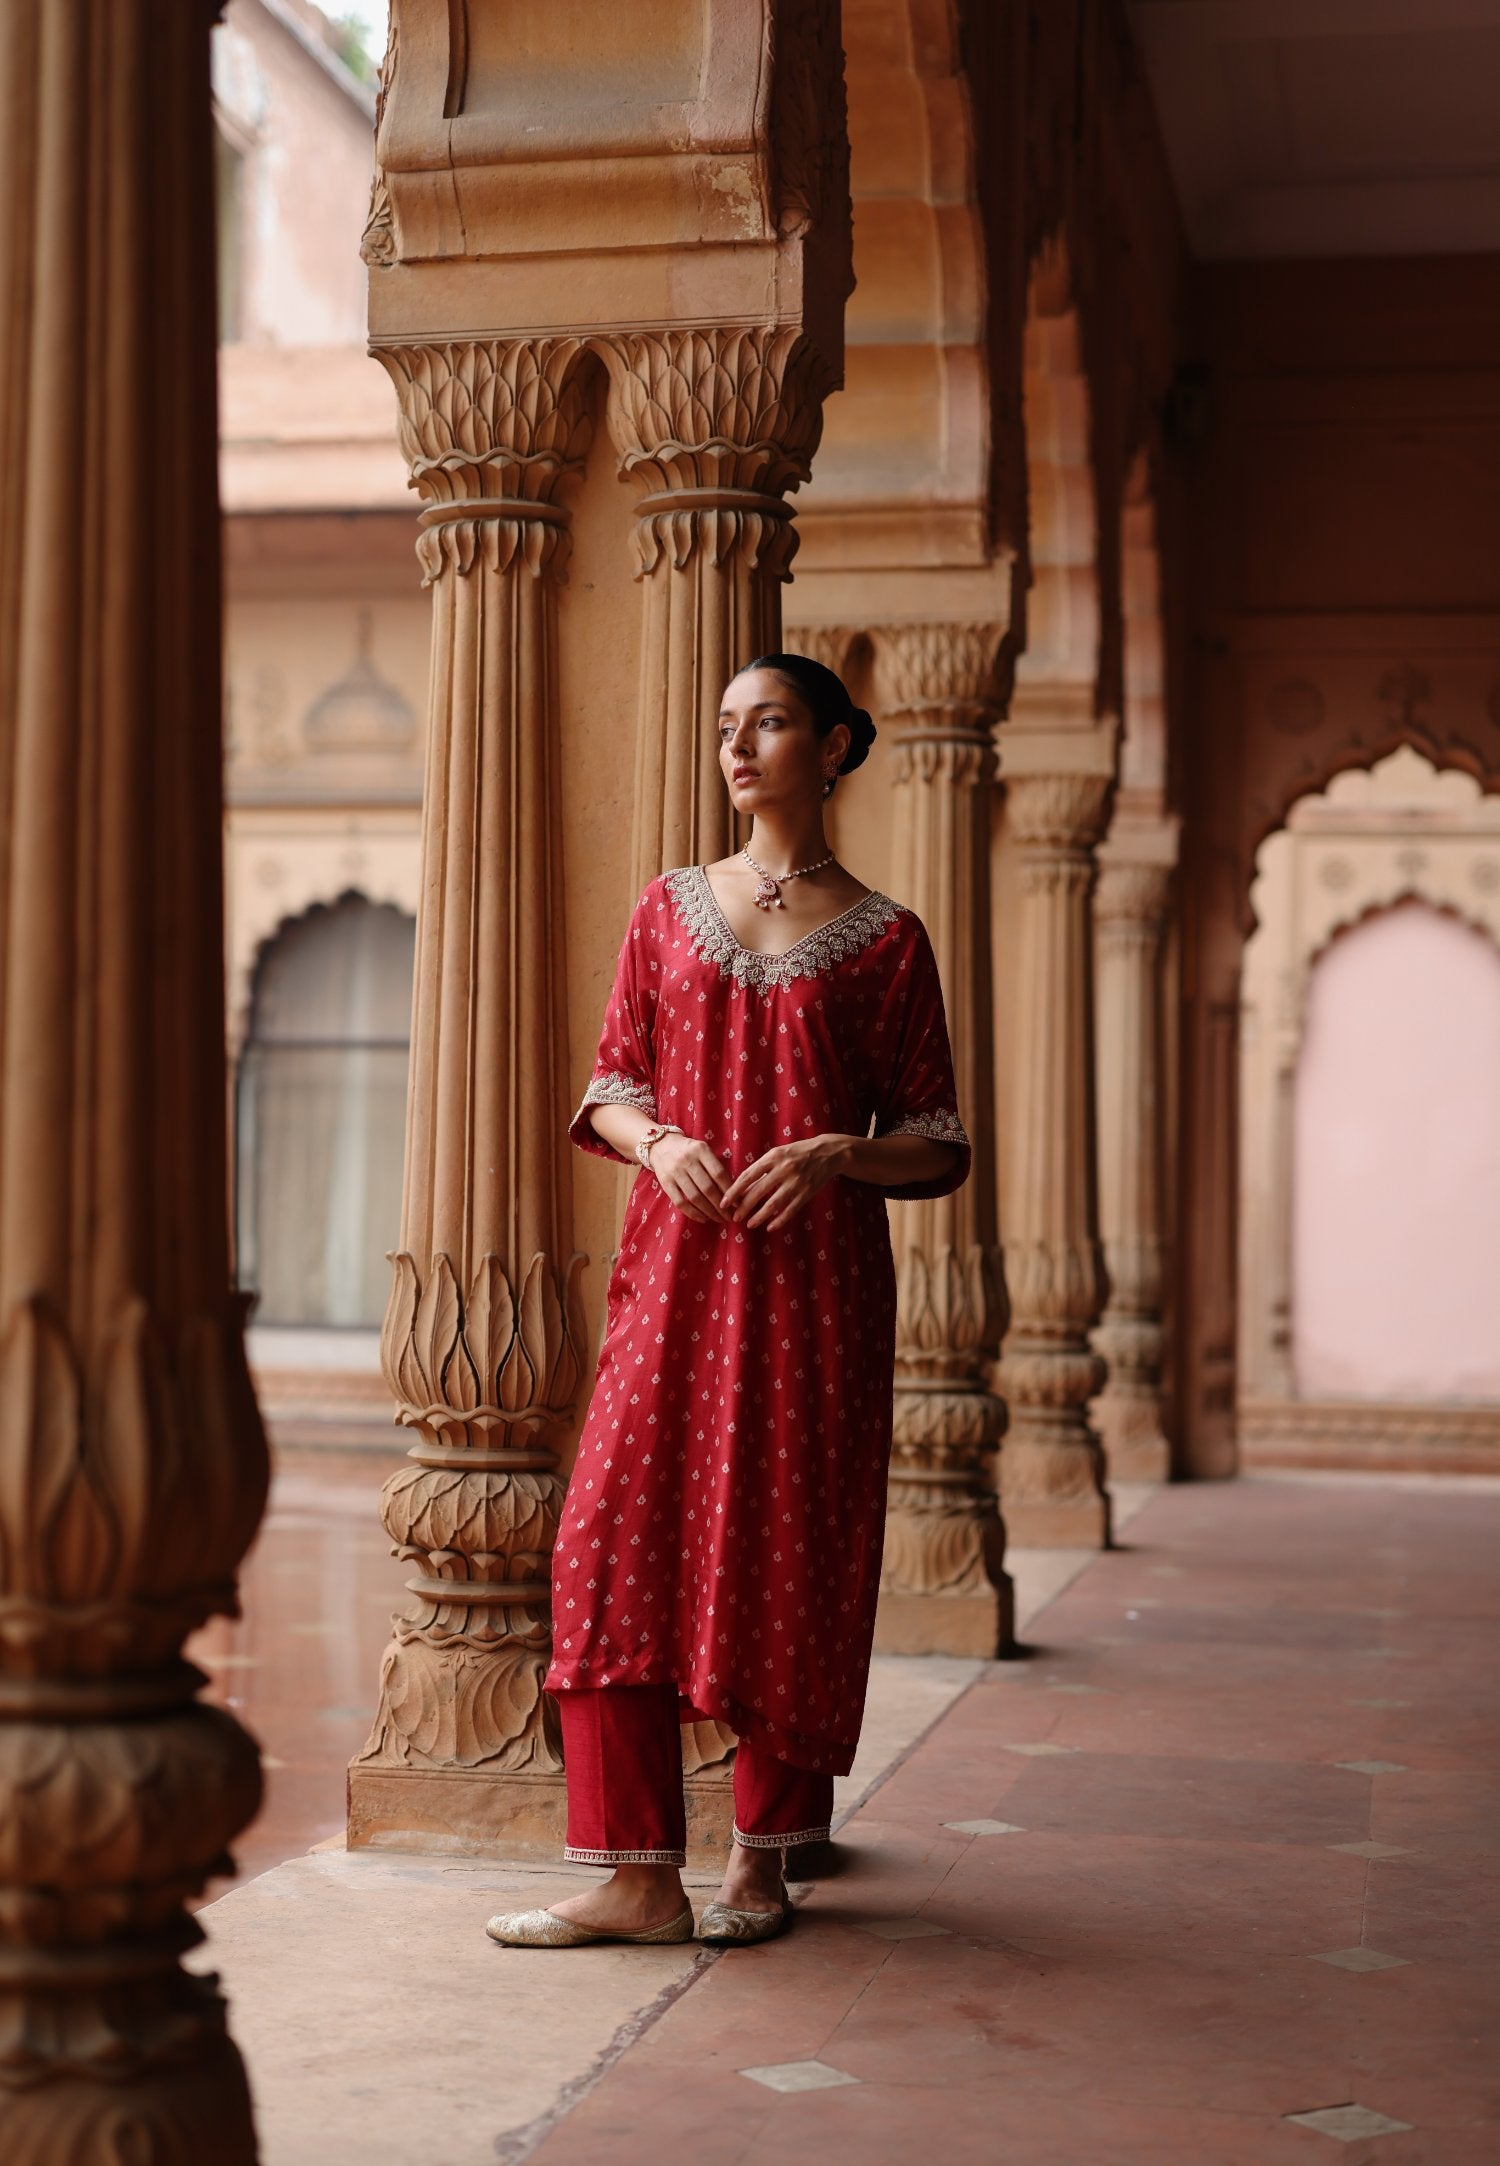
[741,652,877,783]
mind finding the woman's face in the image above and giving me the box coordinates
[717,668,847,816]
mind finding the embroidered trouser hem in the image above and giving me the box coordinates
[563,1845,688,1867]
[557,1682,835,1861]
[732,1822,832,1851]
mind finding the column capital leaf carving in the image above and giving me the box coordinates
[1095,858,1173,927]
[876,622,1010,715]
[599,327,832,578]
[374,338,594,582]
[1005,770,1113,852]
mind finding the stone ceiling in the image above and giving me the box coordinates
[1126,0,1500,258]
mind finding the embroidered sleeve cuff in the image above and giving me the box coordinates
[877,1107,969,1147]
[579,1072,657,1117]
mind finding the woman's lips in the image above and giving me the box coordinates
[733,768,759,783]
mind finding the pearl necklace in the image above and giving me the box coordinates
[742,844,837,911]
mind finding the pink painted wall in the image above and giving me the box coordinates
[1293,900,1500,1401]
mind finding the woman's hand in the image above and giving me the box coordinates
[720,1135,852,1232]
[647,1132,732,1225]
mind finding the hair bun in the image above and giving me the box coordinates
[840,707,877,774]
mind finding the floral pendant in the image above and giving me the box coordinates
[752,876,784,910]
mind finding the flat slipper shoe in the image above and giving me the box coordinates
[697,1898,792,1946]
[485,1904,695,1948]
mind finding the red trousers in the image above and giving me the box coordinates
[558,1684,834,1867]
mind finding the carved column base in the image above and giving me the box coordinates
[347,1763,568,1861]
[875,1579,1014,1660]
[997,1345,1112,1548]
[1090,1386,1171,1484]
[876,1391,1014,1658]
[347,1746,739,1868]
[1091,1309,1169,1481]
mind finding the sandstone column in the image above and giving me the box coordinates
[603,329,830,888]
[997,732,1115,1546]
[0,2,267,2153]
[876,624,1013,1655]
[1091,838,1176,1480]
[347,341,593,1855]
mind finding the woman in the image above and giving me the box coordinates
[485,653,969,1950]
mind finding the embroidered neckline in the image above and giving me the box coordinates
[665,865,903,994]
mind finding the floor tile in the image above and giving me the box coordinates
[1284,2103,1415,2140]
[943,1818,1026,1836]
[1337,1760,1408,1775]
[737,2059,860,2094]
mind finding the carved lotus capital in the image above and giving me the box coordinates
[1006,770,1113,855]
[877,622,1009,719]
[375,340,594,581]
[1095,858,1173,928]
[600,328,831,577]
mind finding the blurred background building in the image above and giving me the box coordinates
[215,0,422,1441]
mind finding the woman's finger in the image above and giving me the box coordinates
[683,1168,728,1221]
[747,1179,801,1229]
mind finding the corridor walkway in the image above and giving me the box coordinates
[202,1473,1499,2164]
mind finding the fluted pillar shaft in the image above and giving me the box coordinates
[875,626,1013,1654]
[1091,854,1174,1480]
[998,768,1114,1546]
[603,329,830,888]
[348,341,592,1854]
[0,3,268,2153]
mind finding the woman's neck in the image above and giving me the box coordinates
[743,812,834,877]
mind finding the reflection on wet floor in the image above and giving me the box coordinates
[188,1448,405,1899]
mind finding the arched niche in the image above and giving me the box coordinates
[236,892,416,1337]
[1238,748,1500,1469]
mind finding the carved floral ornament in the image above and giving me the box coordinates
[380,1249,588,1449]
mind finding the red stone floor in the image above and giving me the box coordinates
[188,1447,401,1895]
[189,1460,1498,2162]
[523,1476,1499,2166]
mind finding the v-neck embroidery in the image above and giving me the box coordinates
[664,864,904,995]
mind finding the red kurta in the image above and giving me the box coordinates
[547,866,970,1775]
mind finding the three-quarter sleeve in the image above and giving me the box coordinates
[569,892,660,1163]
[872,917,972,1201]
